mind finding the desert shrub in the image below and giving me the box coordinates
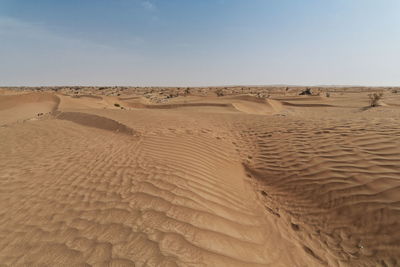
[184,87,191,96]
[368,92,383,107]
[167,93,178,99]
[114,103,120,107]
[299,88,312,95]
[326,92,330,97]
[216,88,224,97]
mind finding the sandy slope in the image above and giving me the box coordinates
[0,92,59,125]
[0,87,399,266]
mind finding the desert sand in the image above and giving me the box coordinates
[0,86,399,266]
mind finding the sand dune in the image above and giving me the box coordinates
[127,102,232,109]
[56,112,135,135]
[0,92,59,125]
[0,92,60,111]
[0,87,399,266]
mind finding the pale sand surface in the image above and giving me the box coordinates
[0,86,399,266]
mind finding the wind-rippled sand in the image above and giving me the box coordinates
[0,87,399,266]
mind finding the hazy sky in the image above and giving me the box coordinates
[1,0,399,86]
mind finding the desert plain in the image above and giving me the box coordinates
[0,86,399,266]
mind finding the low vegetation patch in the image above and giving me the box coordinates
[216,88,224,97]
[368,92,383,107]
[299,88,312,95]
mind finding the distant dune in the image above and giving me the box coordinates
[0,86,399,266]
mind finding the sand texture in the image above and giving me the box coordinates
[0,86,399,266]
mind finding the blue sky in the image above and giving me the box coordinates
[0,0,399,86]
